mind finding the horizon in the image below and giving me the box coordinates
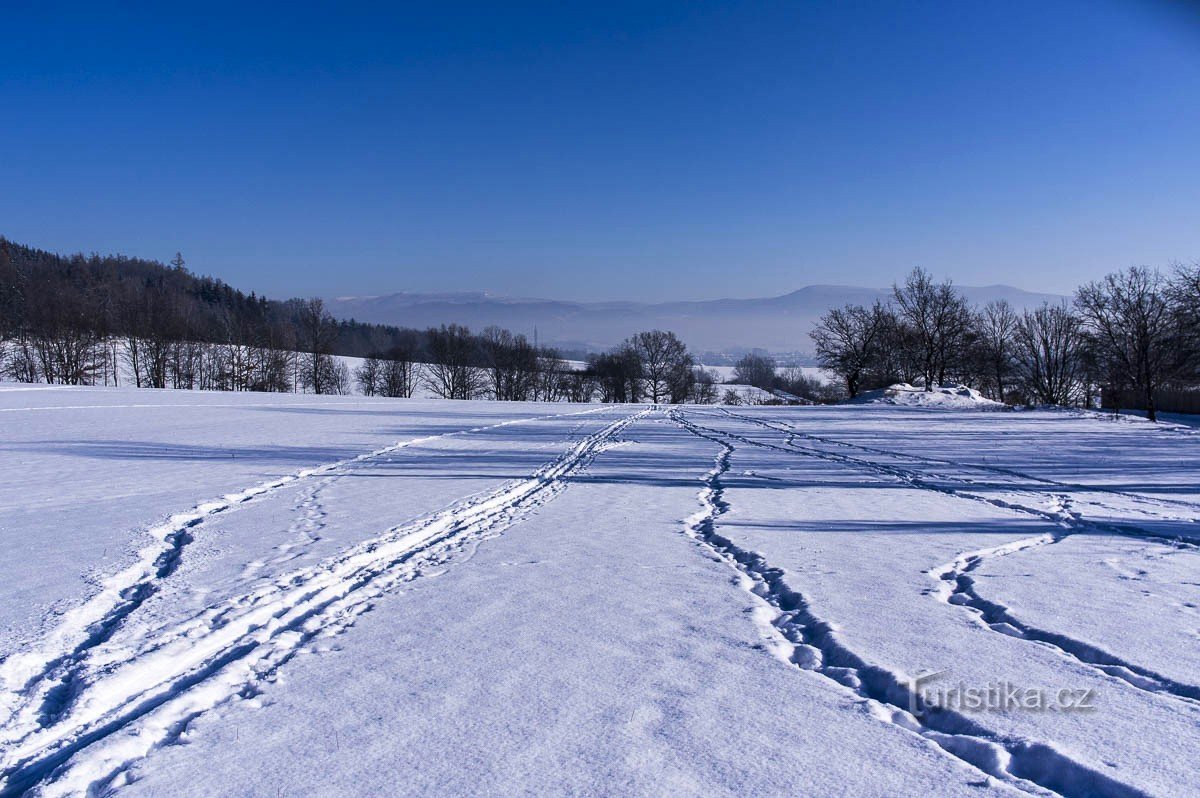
[3,231,1072,306]
[2,1,1199,301]
[326,280,1067,306]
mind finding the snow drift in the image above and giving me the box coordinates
[851,383,1004,409]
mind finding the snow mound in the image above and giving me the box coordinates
[852,383,1004,409]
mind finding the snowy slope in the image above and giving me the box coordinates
[1,385,1197,797]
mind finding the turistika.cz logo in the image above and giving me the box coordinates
[908,670,1097,716]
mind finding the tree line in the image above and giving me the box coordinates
[0,238,449,392]
[0,238,716,404]
[6,238,1196,414]
[810,266,1200,420]
[355,325,717,404]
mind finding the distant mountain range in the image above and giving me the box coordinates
[327,285,1066,356]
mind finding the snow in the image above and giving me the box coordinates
[852,383,1005,408]
[714,383,777,404]
[704,364,833,384]
[1,384,1198,797]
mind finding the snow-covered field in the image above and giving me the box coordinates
[1,384,1198,797]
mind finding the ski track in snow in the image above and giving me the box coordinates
[697,410,1200,710]
[5,399,1194,797]
[0,409,647,797]
[671,410,1150,798]
[0,405,621,797]
[238,409,609,582]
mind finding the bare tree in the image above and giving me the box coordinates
[328,359,351,395]
[1075,267,1181,421]
[688,368,719,404]
[630,330,691,403]
[733,353,776,389]
[355,355,383,396]
[589,345,643,403]
[892,268,971,390]
[810,302,890,398]
[3,334,40,383]
[480,326,538,401]
[561,368,598,403]
[972,300,1018,402]
[1169,262,1200,385]
[533,347,570,402]
[667,353,697,403]
[377,345,418,398]
[297,298,341,394]
[1013,303,1086,406]
[26,281,102,385]
[425,324,485,400]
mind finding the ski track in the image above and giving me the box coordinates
[5,400,1191,797]
[0,408,647,798]
[696,410,1200,710]
[671,410,1148,798]
[240,409,606,581]
[0,406,613,781]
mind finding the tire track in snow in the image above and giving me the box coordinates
[0,408,648,798]
[671,410,1147,798]
[0,406,611,751]
[699,410,1200,709]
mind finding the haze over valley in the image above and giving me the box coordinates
[328,283,1065,355]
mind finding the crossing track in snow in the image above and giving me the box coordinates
[708,409,1200,546]
[0,407,643,798]
[670,409,1148,798]
[728,408,1200,516]
[687,409,1200,712]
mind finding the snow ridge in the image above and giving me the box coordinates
[0,408,641,798]
[671,410,1147,798]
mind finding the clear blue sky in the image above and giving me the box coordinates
[2,1,1198,301]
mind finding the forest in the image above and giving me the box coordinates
[0,238,716,403]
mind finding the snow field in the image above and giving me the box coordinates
[1,385,1197,796]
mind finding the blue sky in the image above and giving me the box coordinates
[2,1,1198,301]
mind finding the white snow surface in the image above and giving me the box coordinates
[0,384,1198,797]
[853,383,1005,408]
